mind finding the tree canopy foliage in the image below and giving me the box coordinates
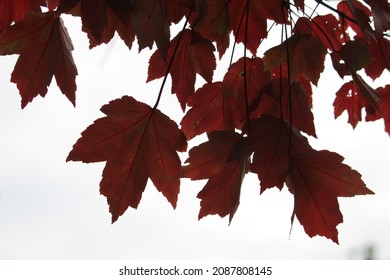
[0,0,389,243]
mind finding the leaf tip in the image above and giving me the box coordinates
[111,215,119,224]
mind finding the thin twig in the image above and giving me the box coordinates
[229,3,248,66]
[153,1,195,109]
[314,0,357,24]
[282,4,293,156]
[243,0,251,134]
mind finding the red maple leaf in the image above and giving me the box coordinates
[294,0,305,11]
[353,72,381,111]
[222,57,270,99]
[180,82,239,139]
[229,0,288,54]
[287,150,374,243]
[47,0,60,11]
[86,6,135,49]
[249,115,311,193]
[365,37,390,80]
[248,114,373,243]
[181,56,271,139]
[67,96,187,222]
[0,0,44,31]
[337,0,375,40]
[222,57,271,124]
[263,33,326,86]
[331,38,373,78]
[334,81,366,128]
[293,15,348,51]
[58,0,135,49]
[255,78,316,137]
[165,0,192,23]
[333,74,381,128]
[0,11,77,108]
[363,0,390,37]
[147,29,216,110]
[228,0,267,55]
[181,131,249,222]
[79,0,109,42]
[131,0,170,58]
[190,0,230,58]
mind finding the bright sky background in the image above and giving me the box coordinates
[1,13,390,260]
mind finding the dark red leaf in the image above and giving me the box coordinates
[338,38,372,70]
[0,12,77,108]
[67,96,187,222]
[164,0,192,23]
[365,37,390,80]
[333,75,381,128]
[294,15,347,51]
[294,0,305,11]
[0,0,44,31]
[255,79,317,137]
[222,57,271,123]
[131,0,170,58]
[57,0,79,13]
[180,82,238,139]
[181,56,271,138]
[287,150,374,243]
[249,115,311,193]
[331,38,373,78]
[190,0,230,58]
[352,72,381,112]
[86,7,135,49]
[263,33,326,85]
[363,0,390,37]
[337,0,375,40]
[228,0,268,55]
[227,0,287,54]
[147,29,216,110]
[80,0,108,42]
[230,0,285,24]
[58,0,134,49]
[181,131,249,222]
[334,81,365,128]
[47,0,60,11]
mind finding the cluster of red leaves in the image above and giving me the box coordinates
[1,0,389,243]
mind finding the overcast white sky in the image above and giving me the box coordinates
[1,14,390,260]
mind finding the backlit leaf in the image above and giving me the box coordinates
[67,96,187,222]
[365,37,390,80]
[263,33,326,85]
[363,0,390,37]
[190,0,230,58]
[182,131,249,223]
[287,150,374,243]
[0,0,44,31]
[0,12,77,108]
[180,82,238,139]
[147,29,216,110]
[249,115,311,192]
[131,0,170,58]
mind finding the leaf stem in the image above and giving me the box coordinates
[298,9,338,52]
[279,25,284,119]
[229,2,248,66]
[282,4,293,156]
[243,0,251,135]
[313,0,357,25]
[153,1,195,109]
